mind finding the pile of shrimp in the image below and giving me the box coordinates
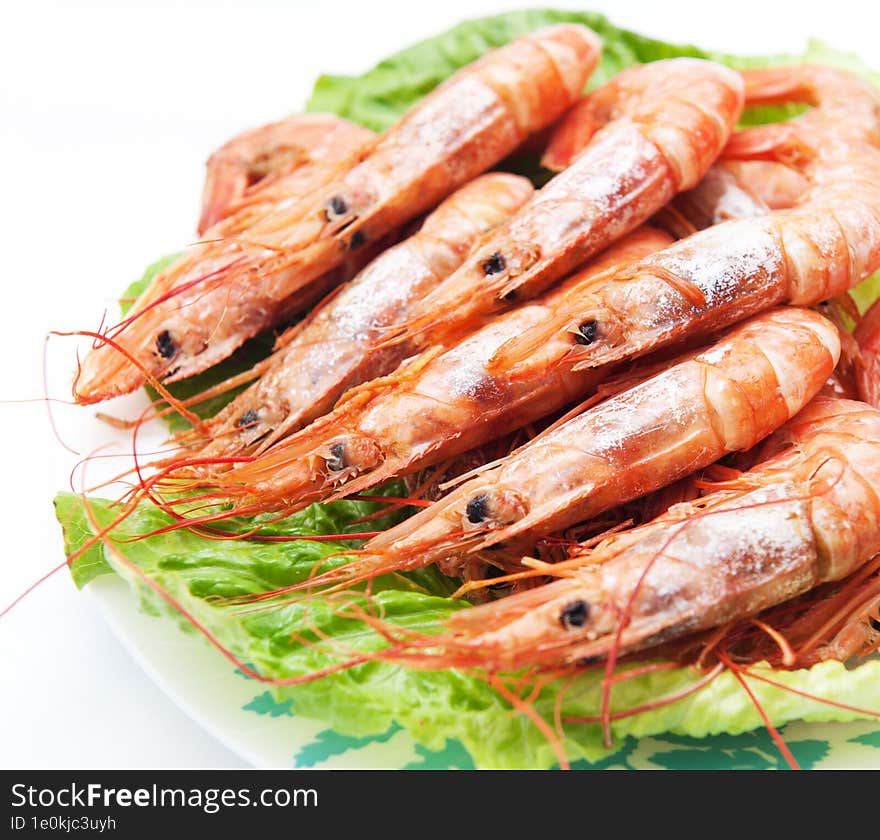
[61,25,880,766]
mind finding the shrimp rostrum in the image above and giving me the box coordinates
[416,397,880,670]
[73,24,600,404]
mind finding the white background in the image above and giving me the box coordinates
[0,0,876,768]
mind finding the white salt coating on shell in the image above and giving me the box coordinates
[642,221,781,316]
[327,245,425,343]
[639,484,815,600]
[510,126,658,246]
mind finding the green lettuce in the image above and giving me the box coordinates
[56,492,880,769]
[61,9,880,769]
[306,8,879,131]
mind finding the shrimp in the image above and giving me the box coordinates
[197,114,376,235]
[189,173,534,459]
[487,65,880,377]
[72,24,600,404]
[380,58,743,348]
[421,397,880,670]
[290,307,839,592]
[164,227,672,514]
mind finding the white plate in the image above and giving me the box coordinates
[87,575,880,769]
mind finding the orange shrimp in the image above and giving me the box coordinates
[288,307,839,592]
[488,65,880,377]
[72,25,600,404]
[197,114,376,235]
[380,59,743,348]
[417,397,880,670]
[160,228,672,515]
[189,173,534,459]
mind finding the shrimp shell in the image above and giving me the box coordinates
[73,24,600,404]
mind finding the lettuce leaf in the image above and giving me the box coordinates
[64,9,880,769]
[56,492,880,769]
[307,9,879,132]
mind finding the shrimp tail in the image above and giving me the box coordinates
[723,122,817,168]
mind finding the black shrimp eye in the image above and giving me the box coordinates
[559,599,590,629]
[481,252,506,276]
[574,319,598,346]
[235,408,259,429]
[326,195,348,219]
[465,493,490,524]
[156,330,176,359]
[348,230,366,250]
[576,655,602,667]
[485,564,510,591]
[869,616,880,632]
[325,442,345,472]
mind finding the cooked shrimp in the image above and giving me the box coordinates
[164,228,671,515]
[380,58,743,348]
[488,65,880,377]
[73,24,600,404]
[190,173,534,459]
[290,307,839,592]
[197,114,376,235]
[424,397,880,670]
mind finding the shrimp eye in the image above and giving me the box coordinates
[156,330,177,359]
[235,409,259,429]
[348,230,366,250]
[559,599,590,629]
[481,252,506,276]
[465,493,490,524]
[576,655,601,666]
[325,442,346,472]
[326,195,348,219]
[870,616,880,632]
[484,564,510,591]
[574,319,598,346]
